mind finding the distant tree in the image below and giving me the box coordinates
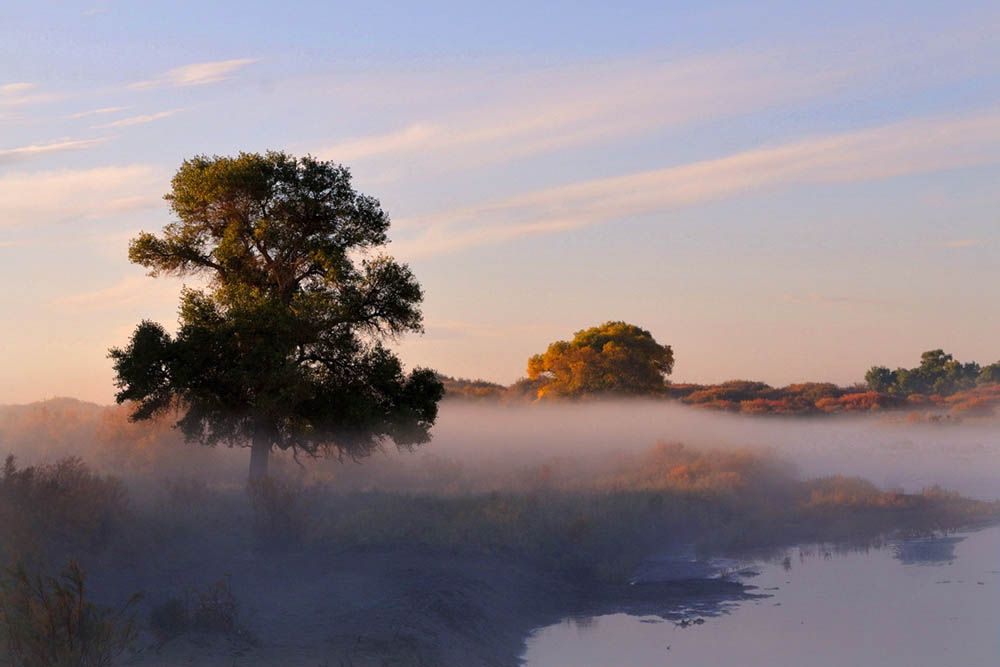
[503,376,547,401]
[682,380,776,405]
[109,152,443,481]
[865,350,987,397]
[864,366,897,394]
[438,375,507,401]
[978,362,1000,385]
[526,322,673,399]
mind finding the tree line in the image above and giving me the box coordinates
[865,350,1000,396]
[442,329,1000,417]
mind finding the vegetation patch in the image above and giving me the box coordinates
[0,560,139,667]
[148,575,250,644]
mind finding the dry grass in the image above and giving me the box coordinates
[0,456,129,562]
[0,560,139,667]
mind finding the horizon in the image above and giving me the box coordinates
[3,1,1000,404]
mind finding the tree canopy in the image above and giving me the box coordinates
[109,152,443,480]
[526,322,673,399]
[865,349,999,396]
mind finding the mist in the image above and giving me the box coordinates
[1,397,998,665]
[2,397,998,499]
[404,401,1000,499]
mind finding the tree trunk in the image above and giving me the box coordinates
[249,426,271,481]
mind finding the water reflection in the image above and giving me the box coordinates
[891,535,963,565]
[524,525,1000,667]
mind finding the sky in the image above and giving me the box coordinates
[2,0,1000,404]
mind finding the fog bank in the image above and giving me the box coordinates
[3,398,996,500]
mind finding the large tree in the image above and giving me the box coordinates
[526,321,673,399]
[109,152,443,480]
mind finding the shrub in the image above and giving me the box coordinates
[950,397,996,417]
[192,576,241,635]
[0,560,139,667]
[148,576,248,642]
[0,456,128,561]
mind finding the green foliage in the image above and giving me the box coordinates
[527,321,673,399]
[978,362,1000,385]
[864,366,896,394]
[0,560,139,667]
[865,350,987,396]
[109,152,444,479]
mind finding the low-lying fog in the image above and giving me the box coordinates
[2,398,997,665]
[419,402,1000,499]
[3,399,997,500]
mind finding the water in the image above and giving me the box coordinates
[523,524,1000,667]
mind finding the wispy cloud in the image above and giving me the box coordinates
[0,82,61,107]
[82,7,109,16]
[0,138,109,165]
[91,109,182,129]
[1,83,36,96]
[0,165,164,228]
[327,124,442,163]
[314,15,1000,182]
[390,108,1000,258]
[66,105,131,119]
[130,58,261,89]
[317,50,846,174]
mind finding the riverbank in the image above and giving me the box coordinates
[120,544,764,666]
[3,440,998,665]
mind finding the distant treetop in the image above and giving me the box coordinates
[865,350,1000,397]
[526,321,673,399]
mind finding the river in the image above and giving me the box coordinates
[524,523,1000,666]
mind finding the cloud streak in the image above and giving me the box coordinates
[0,138,109,165]
[0,82,62,108]
[130,58,261,89]
[0,83,37,96]
[91,109,182,129]
[390,109,1000,258]
[66,106,132,119]
[318,49,847,174]
[315,13,1000,183]
[0,165,164,228]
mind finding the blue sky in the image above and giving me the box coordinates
[2,1,999,403]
